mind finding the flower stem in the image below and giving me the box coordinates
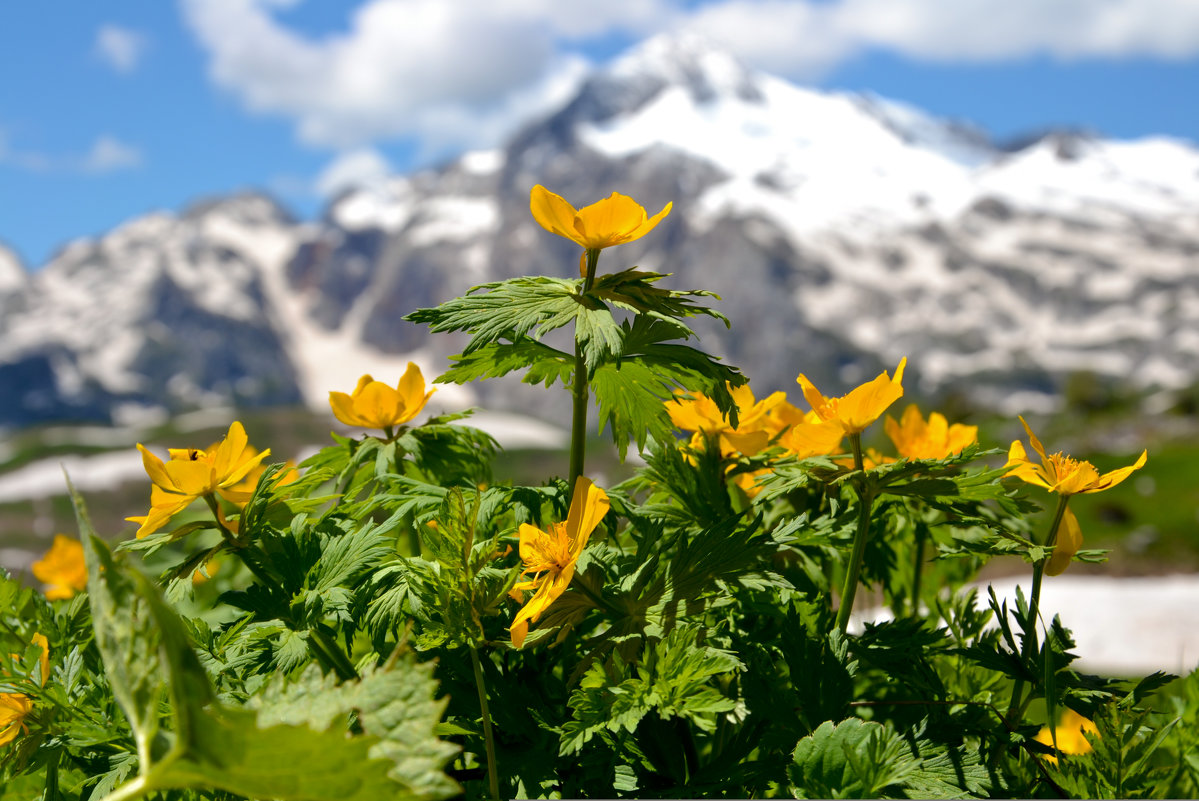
[835,433,875,634]
[469,645,501,801]
[908,522,927,616]
[310,626,359,682]
[1005,494,1070,726]
[568,248,600,488]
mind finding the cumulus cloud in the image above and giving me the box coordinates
[180,0,1199,152]
[95,24,147,73]
[179,0,648,151]
[683,0,1199,78]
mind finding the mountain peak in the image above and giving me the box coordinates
[557,33,762,127]
[606,33,763,105]
[0,242,26,293]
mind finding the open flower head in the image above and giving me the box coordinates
[1006,416,1146,496]
[1005,416,1146,575]
[31,535,87,600]
[126,421,270,538]
[797,358,907,435]
[885,405,978,460]
[0,633,49,747]
[1035,709,1098,763]
[530,185,672,252]
[666,383,784,458]
[509,477,610,649]
[329,363,435,432]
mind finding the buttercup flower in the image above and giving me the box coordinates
[1005,417,1146,497]
[0,633,49,747]
[796,358,907,435]
[329,363,435,433]
[885,405,978,460]
[509,476,610,649]
[31,535,87,600]
[530,185,672,252]
[126,421,270,538]
[667,383,785,458]
[1005,416,1146,575]
[1034,709,1097,763]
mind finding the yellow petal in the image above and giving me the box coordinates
[163,459,215,496]
[573,192,647,248]
[211,421,249,480]
[564,476,610,557]
[352,374,375,395]
[329,390,364,427]
[530,185,585,247]
[397,362,425,404]
[1086,450,1148,494]
[837,358,906,433]
[355,381,402,429]
[795,374,831,421]
[1018,416,1050,465]
[1046,505,1082,576]
[137,443,175,491]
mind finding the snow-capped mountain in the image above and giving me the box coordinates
[2,34,1198,429]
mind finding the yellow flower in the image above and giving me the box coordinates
[191,557,220,586]
[329,363,436,432]
[885,405,978,460]
[796,358,907,435]
[1005,416,1147,575]
[0,633,49,748]
[31,535,87,600]
[509,477,610,649]
[666,383,785,458]
[126,421,270,539]
[0,693,33,747]
[530,185,672,252]
[1035,709,1098,763]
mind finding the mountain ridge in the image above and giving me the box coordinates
[2,34,1197,429]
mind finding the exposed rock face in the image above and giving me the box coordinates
[2,35,1198,428]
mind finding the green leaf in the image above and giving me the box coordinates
[790,718,915,799]
[405,276,583,352]
[437,340,573,387]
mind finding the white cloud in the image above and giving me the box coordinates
[81,136,143,173]
[0,129,142,174]
[180,0,1199,153]
[314,148,392,197]
[683,0,1199,79]
[95,24,147,73]
[179,0,661,150]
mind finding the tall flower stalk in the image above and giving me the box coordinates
[1001,417,1146,723]
[530,185,671,484]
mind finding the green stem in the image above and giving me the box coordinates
[204,495,282,593]
[568,248,601,489]
[909,523,927,616]
[310,626,359,681]
[469,646,501,801]
[1005,495,1070,726]
[835,434,875,634]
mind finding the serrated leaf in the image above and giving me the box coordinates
[405,276,583,352]
[437,340,573,387]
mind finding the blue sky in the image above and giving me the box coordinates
[3,0,1198,268]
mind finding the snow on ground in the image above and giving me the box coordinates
[855,574,1199,676]
[0,450,146,503]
